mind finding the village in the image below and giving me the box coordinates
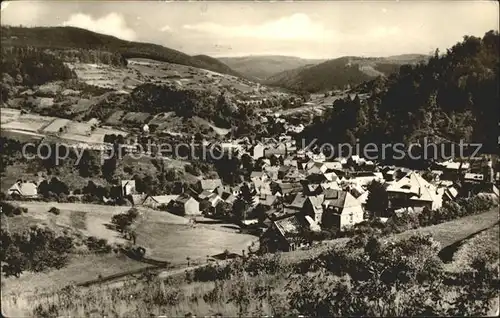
[5,108,499,255]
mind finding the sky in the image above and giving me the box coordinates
[1,1,498,59]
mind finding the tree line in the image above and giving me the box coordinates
[301,30,499,155]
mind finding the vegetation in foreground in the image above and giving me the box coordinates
[6,231,496,317]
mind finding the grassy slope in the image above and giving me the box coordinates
[1,201,255,295]
[391,208,499,248]
[0,26,242,78]
[2,207,498,316]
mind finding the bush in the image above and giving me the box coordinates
[86,236,112,253]
[48,207,61,215]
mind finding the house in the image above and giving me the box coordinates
[205,193,223,211]
[464,173,484,183]
[323,161,343,171]
[303,194,325,225]
[253,180,273,196]
[442,186,459,203]
[264,143,287,158]
[198,190,214,201]
[252,143,266,160]
[196,179,223,193]
[263,166,280,180]
[257,194,280,210]
[347,171,384,187]
[8,180,38,198]
[283,157,298,168]
[284,168,304,182]
[278,165,292,179]
[259,214,308,253]
[435,160,471,180]
[284,193,308,214]
[121,180,136,197]
[321,189,364,230]
[272,182,302,201]
[220,191,237,205]
[306,162,328,175]
[250,171,269,183]
[214,185,240,197]
[386,171,443,211]
[142,195,179,209]
[171,194,200,216]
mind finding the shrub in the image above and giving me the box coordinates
[49,207,61,215]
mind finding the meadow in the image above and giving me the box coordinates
[1,201,257,300]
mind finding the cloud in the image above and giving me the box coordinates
[0,1,47,26]
[160,25,172,32]
[183,13,336,41]
[368,26,400,38]
[62,12,136,41]
[1,2,10,12]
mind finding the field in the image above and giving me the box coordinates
[0,112,54,133]
[0,107,21,123]
[134,221,257,265]
[1,201,257,297]
[42,118,71,134]
[2,254,150,296]
[65,121,92,136]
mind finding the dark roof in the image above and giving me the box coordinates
[323,189,359,209]
[259,194,277,206]
[273,215,304,239]
[199,179,222,190]
[175,194,195,204]
[288,193,307,209]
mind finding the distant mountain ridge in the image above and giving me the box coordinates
[264,54,429,92]
[218,55,326,81]
[0,26,243,78]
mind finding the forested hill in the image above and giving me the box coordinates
[265,55,428,92]
[301,31,499,154]
[0,26,243,78]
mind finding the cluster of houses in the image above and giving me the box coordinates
[120,134,498,253]
[5,129,499,254]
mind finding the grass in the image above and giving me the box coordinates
[446,224,500,273]
[1,253,150,296]
[134,221,257,265]
[391,208,499,248]
[70,210,87,230]
[2,201,257,298]
[2,207,499,317]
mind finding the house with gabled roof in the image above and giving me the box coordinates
[321,189,364,230]
[196,179,223,193]
[171,194,200,216]
[121,180,136,197]
[264,143,287,158]
[198,190,214,201]
[8,180,38,198]
[386,171,443,211]
[259,214,308,253]
[142,195,179,209]
[284,192,308,214]
[263,166,280,180]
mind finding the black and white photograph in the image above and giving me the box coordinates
[0,0,499,316]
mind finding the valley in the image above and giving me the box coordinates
[0,21,498,318]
